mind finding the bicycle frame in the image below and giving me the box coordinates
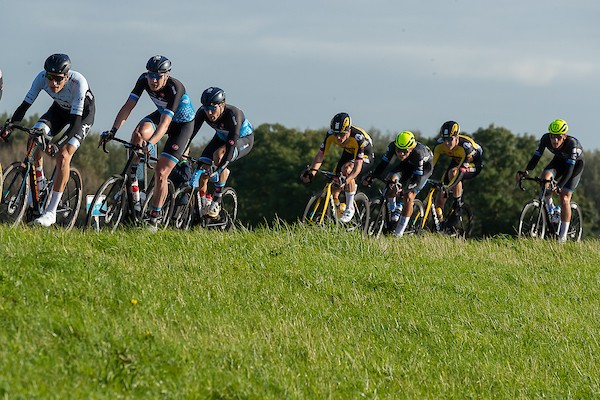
[419,180,444,232]
[518,176,560,238]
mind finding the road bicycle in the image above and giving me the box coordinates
[0,124,82,229]
[85,135,174,231]
[367,177,424,237]
[517,175,582,241]
[301,169,370,235]
[418,178,473,238]
[170,156,238,231]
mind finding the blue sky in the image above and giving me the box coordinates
[2,0,600,148]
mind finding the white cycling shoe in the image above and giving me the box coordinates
[339,207,355,223]
[33,211,56,227]
[207,201,221,218]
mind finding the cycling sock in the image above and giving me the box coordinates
[345,191,356,210]
[558,221,570,240]
[394,215,410,236]
[45,191,63,214]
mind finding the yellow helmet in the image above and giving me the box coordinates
[548,119,568,135]
[394,131,417,150]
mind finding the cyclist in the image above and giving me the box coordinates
[363,131,433,237]
[191,87,254,218]
[432,121,483,224]
[103,55,195,231]
[301,112,374,223]
[516,119,584,243]
[1,54,95,227]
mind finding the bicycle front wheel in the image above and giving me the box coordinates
[53,168,83,230]
[85,175,126,232]
[141,180,176,229]
[346,192,370,236]
[206,187,238,231]
[0,162,29,226]
[566,202,583,242]
[404,199,425,236]
[518,200,546,239]
[302,190,336,227]
[368,198,386,237]
[445,203,473,238]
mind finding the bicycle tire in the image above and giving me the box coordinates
[85,175,126,232]
[405,199,425,236]
[368,198,386,237]
[444,202,473,238]
[566,202,583,242]
[301,190,337,227]
[204,187,238,231]
[0,162,29,226]
[52,168,83,230]
[346,192,370,236]
[518,200,546,239]
[141,180,176,229]
[171,186,196,230]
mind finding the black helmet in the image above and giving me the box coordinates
[146,55,172,73]
[201,87,226,105]
[330,112,352,134]
[44,54,71,74]
[439,121,460,138]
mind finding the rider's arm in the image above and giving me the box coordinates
[525,135,547,172]
[148,113,173,146]
[556,139,580,189]
[9,101,32,123]
[110,98,137,133]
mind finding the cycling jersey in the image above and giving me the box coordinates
[372,141,434,192]
[320,126,373,162]
[526,133,584,190]
[194,104,254,169]
[433,135,483,186]
[129,73,195,123]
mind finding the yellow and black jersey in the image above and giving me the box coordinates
[319,126,373,161]
[432,135,483,167]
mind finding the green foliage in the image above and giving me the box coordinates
[1,225,599,398]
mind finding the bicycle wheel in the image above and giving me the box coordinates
[444,203,473,238]
[404,199,425,236]
[171,186,196,230]
[518,200,546,239]
[53,168,82,230]
[206,187,238,231]
[368,198,386,237]
[346,192,370,235]
[566,202,583,242]
[141,180,176,229]
[302,190,337,226]
[85,175,126,232]
[0,162,29,226]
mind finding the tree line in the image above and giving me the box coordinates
[2,112,599,238]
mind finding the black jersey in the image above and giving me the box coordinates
[129,73,195,123]
[526,133,584,171]
[372,141,433,178]
[194,104,253,143]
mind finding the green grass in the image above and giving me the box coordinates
[0,224,599,399]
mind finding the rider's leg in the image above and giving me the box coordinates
[341,162,356,211]
[542,169,556,210]
[557,189,573,242]
[150,155,177,215]
[130,120,155,185]
[394,190,417,236]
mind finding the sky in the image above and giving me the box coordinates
[2,0,600,149]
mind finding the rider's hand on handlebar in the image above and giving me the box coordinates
[98,129,115,148]
[0,120,13,142]
[515,170,528,183]
[300,169,314,184]
[362,174,373,187]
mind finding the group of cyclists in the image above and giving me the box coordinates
[0,54,586,241]
[0,53,254,231]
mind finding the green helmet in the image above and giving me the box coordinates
[548,119,568,135]
[394,131,416,150]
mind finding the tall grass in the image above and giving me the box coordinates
[0,224,599,399]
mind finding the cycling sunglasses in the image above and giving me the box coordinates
[45,73,67,83]
[146,72,164,80]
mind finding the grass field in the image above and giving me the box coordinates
[0,224,599,399]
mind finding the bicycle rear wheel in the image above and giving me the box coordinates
[85,175,126,232]
[0,162,29,226]
[444,203,473,238]
[566,202,583,242]
[518,200,546,239]
[346,192,370,236]
[302,190,337,227]
[53,168,83,230]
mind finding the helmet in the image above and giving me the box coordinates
[146,55,172,73]
[44,54,71,74]
[201,87,226,105]
[548,119,568,135]
[439,121,460,138]
[394,131,417,150]
[330,112,352,134]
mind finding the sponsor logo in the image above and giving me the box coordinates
[172,144,179,151]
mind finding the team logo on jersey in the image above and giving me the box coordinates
[229,139,235,145]
[172,144,179,151]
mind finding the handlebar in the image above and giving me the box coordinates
[517,174,556,192]
[1,123,55,153]
[99,134,158,165]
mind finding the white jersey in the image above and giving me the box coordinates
[24,70,90,116]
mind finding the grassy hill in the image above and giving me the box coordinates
[0,224,599,399]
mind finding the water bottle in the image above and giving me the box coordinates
[131,178,140,203]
